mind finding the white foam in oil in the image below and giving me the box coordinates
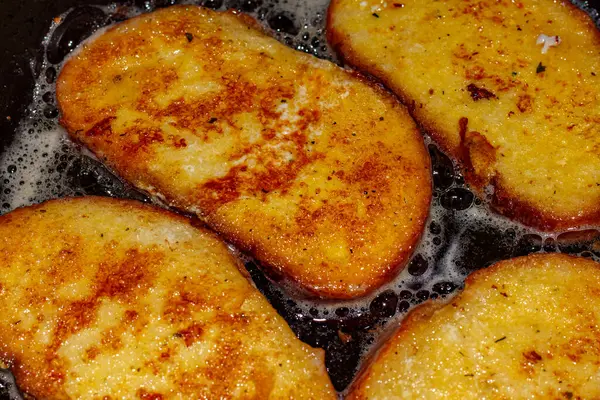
[0,126,67,211]
[0,14,73,212]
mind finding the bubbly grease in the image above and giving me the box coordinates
[0,0,599,396]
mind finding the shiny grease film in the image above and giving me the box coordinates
[0,0,600,397]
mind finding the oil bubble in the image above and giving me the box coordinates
[268,13,299,35]
[369,290,398,318]
[440,187,474,211]
[407,254,428,276]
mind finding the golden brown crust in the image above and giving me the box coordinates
[57,5,432,298]
[327,0,600,231]
[347,253,600,399]
[0,197,336,399]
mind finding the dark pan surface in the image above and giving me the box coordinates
[0,1,599,398]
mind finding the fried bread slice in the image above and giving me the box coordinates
[0,197,336,399]
[347,253,600,399]
[56,5,432,299]
[327,0,600,231]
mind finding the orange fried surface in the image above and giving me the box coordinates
[57,5,432,298]
[0,197,336,399]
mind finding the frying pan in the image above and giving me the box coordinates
[1,0,599,398]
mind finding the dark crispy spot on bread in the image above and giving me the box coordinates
[177,323,205,347]
[523,350,542,363]
[465,65,486,80]
[122,127,165,154]
[467,83,497,101]
[163,290,198,323]
[521,349,543,375]
[172,136,187,148]
[137,388,165,400]
[125,309,140,321]
[97,249,157,299]
[202,342,257,395]
[100,328,124,352]
[139,68,180,99]
[561,336,600,363]
[517,94,533,113]
[458,117,473,168]
[85,347,100,361]
[85,117,116,138]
